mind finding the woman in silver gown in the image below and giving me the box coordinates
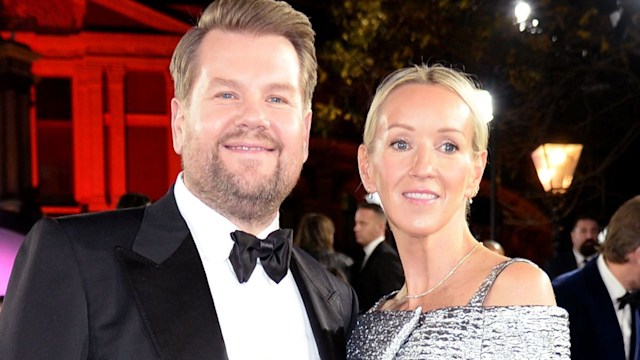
[348,64,570,359]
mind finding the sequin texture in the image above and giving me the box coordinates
[347,259,571,359]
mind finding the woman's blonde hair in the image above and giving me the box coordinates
[363,64,489,155]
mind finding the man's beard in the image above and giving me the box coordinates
[184,136,301,227]
[579,238,599,257]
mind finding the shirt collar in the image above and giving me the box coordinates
[173,173,280,263]
[572,248,586,265]
[597,254,627,306]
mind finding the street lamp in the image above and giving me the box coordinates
[531,143,583,244]
[531,143,583,194]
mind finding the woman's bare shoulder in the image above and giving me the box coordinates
[484,258,556,306]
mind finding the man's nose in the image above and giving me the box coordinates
[235,99,269,129]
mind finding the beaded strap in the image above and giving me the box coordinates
[467,258,535,306]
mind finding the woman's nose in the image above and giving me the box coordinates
[408,146,436,178]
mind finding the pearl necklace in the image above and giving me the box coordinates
[406,242,481,299]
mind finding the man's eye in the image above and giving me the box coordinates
[216,93,235,99]
[268,96,285,104]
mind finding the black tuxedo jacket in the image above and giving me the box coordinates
[552,258,626,360]
[353,241,404,313]
[0,189,357,359]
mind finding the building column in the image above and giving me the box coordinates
[73,62,106,210]
[0,38,38,203]
[106,65,126,207]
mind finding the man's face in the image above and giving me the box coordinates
[171,30,312,227]
[354,208,385,247]
[571,219,600,250]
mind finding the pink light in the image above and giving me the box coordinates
[0,227,25,297]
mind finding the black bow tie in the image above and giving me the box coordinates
[229,229,293,284]
[618,292,640,310]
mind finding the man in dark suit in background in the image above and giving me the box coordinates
[546,215,600,280]
[0,0,357,359]
[352,202,404,313]
[553,195,640,360]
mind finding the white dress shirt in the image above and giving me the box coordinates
[598,254,634,359]
[174,174,320,360]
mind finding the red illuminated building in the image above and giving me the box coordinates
[1,0,197,214]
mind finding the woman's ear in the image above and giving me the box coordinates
[466,150,488,198]
[474,150,488,183]
[358,144,377,193]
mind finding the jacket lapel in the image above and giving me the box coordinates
[291,249,347,360]
[361,242,384,273]
[116,190,228,360]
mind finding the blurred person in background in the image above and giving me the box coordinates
[294,212,354,283]
[482,239,505,256]
[351,202,404,313]
[546,215,600,280]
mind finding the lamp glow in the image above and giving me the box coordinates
[531,143,583,194]
[515,2,531,24]
[476,89,494,123]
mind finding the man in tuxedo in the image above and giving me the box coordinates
[0,0,357,359]
[546,215,600,280]
[352,203,404,313]
[553,195,640,360]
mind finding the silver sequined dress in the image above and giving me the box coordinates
[347,258,571,359]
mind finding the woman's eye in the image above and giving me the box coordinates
[442,142,458,153]
[391,140,409,151]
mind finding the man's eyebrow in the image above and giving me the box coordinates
[206,79,296,95]
[266,83,296,93]
[208,77,239,89]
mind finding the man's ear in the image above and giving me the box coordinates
[171,98,186,155]
[358,144,377,193]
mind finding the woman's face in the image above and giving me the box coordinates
[358,83,486,238]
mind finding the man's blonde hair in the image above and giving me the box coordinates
[169,0,317,110]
